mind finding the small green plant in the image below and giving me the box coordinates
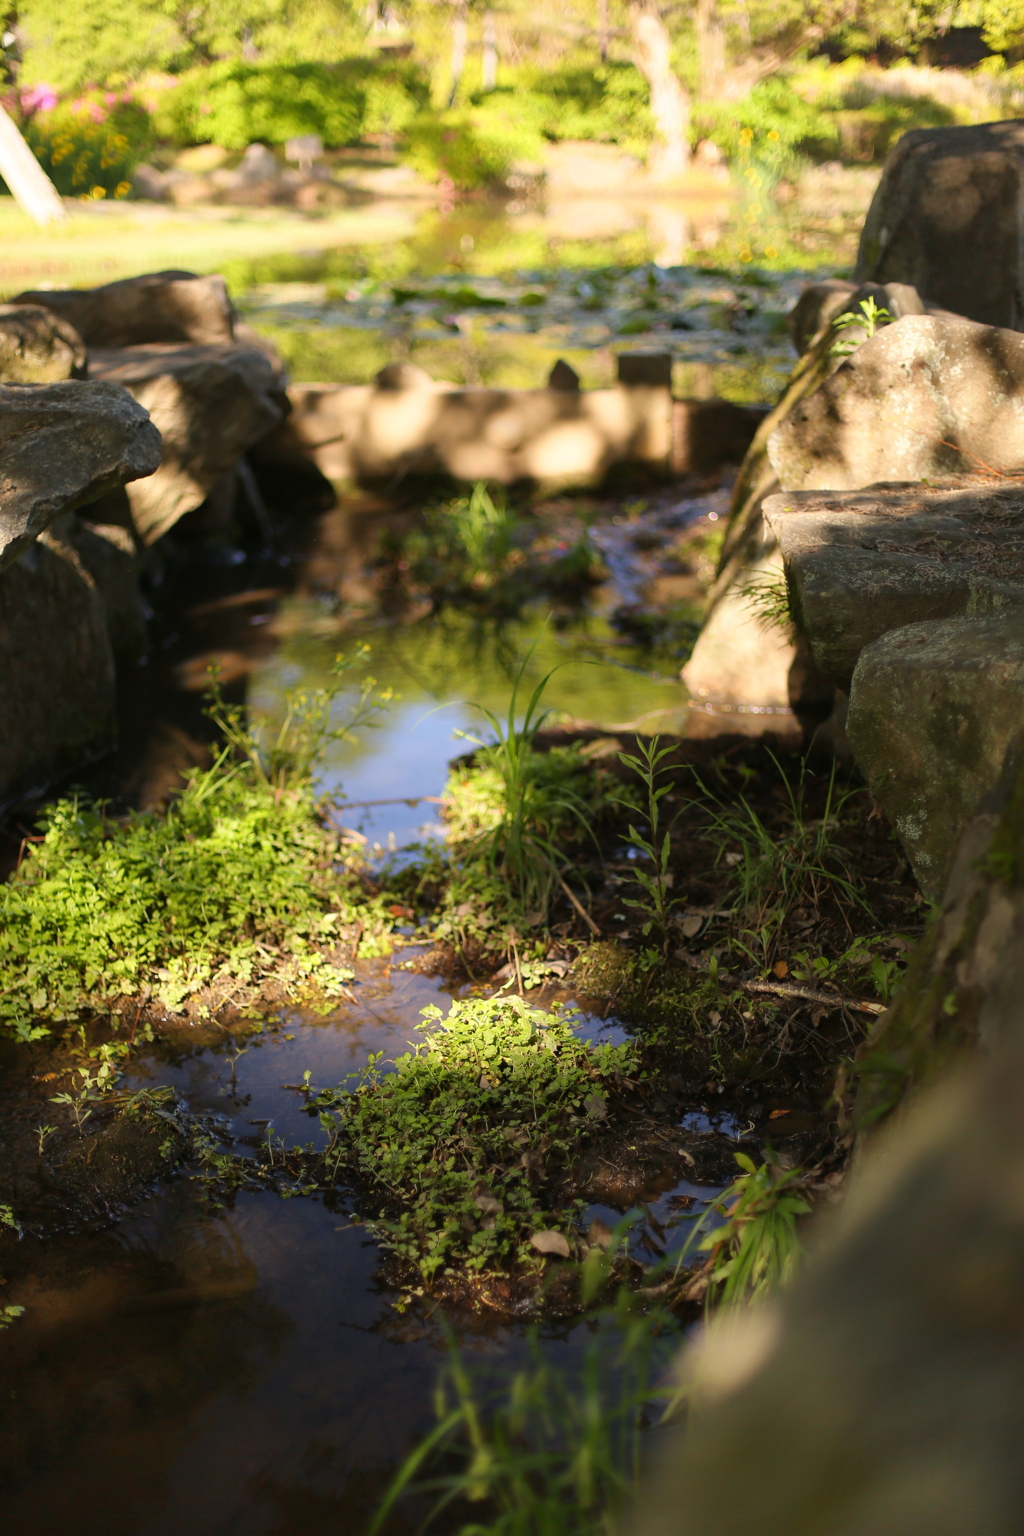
[690,1152,810,1309]
[830,296,893,357]
[0,1304,25,1330]
[614,737,679,955]
[317,994,639,1283]
[448,640,598,922]
[371,1283,678,1536]
[0,654,394,1041]
[741,568,792,632]
[696,755,866,970]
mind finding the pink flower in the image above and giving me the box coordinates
[20,83,57,114]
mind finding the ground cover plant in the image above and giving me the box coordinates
[315,993,639,1285]
[0,654,395,1043]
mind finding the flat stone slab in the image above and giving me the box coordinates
[13,271,236,348]
[0,381,162,573]
[88,343,282,542]
[847,610,1024,898]
[763,480,1024,689]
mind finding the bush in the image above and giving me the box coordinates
[403,94,547,188]
[24,92,152,196]
[527,62,653,151]
[699,76,839,178]
[153,58,429,150]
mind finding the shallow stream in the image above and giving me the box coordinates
[0,181,868,1534]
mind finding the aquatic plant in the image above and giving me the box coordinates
[0,655,393,1042]
[687,1152,811,1310]
[371,1282,677,1536]
[695,755,867,971]
[317,994,639,1282]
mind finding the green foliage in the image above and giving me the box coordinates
[25,94,151,196]
[690,1152,810,1309]
[0,655,392,1041]
[372,1282,676,1536]
[445,643,601,923]
[520,62,653,151]
[700,76,839,181]
[407,482,521,592]
[319,994,639,1281]
[153,58,429,150]
[741,568,793,632]
[830,294,893,355]
[696,755,867,971]
[613,737,680,955]
[403,95,546,188]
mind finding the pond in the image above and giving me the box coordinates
[0,175,874,1534]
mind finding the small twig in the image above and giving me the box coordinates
[349,919,365,965]
[737,977,884,1015]
[557,875,601,937]
[933,439,1024,480]
[336,796,444,810]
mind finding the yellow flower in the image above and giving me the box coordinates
[90,185,106,199]
[765,245,778,259]
[767,129,780,141]
[739,127,753,144]
[114,181,132,198]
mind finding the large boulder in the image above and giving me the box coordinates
[0,381,162,573]
[87,344,283,543]
[0,529,116,808]
[12,271,236,348]
[0,305,86,381]
[846,611,1024,899]
[763,480,1024,690]
[768,314,1024,492]
[856,119,1024,330]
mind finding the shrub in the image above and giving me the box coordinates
[153,58,428,150]
[24,92,152,196]
[403,95,547,188]
[527,62,653,152]
[699,76,839,179]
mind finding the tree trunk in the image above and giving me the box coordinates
[481,9,497,90]
[0,105,66,227]
[628,2,690,181]
[448,4,468,107]
[694,0,727,99]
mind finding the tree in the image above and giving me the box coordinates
[627,1,689,177]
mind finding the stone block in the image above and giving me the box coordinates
[0,304,85,381]
[856,119,1024,329]
[764,481,1024,690]
[768,315,1024,492]
[0,380,162,574]
[787,279,928,355]
[13,271,236,348]
[847,610,1024,897]
[617,351,673,388]
[0,532,115,808]
[87,343,283,542]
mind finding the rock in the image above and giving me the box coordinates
[630,1057,1024,1536]
[86,344,283,543]
[547,359,580,391]
[68,510,147,660]
[0,381,162,573]
[0,529,115,807]
[856,119,1024,329]
[768,314,1024,491]
[763,480,1024,690]
[846,611,1024,899]
[13,271,236,348]
[787,279,928,355]
[672,397,767,474]
[0,304,86,381]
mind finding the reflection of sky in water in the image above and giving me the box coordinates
[248,610,691,851]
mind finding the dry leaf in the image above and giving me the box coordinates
[583,1093,607,1120]
[680,914,702,939]
[773,960,789,979]
[587,1218,613,1249]
[474,1192,503,1216]
[769,1108,791,1120]
[530,1229,571,1258]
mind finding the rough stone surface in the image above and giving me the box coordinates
[0,304,86,381]
[0,381,162,573]
[768,315,1024,491]
[764,481,1024,690]
[787,278,928,354]
[0,530,115,807]
[630,1052,1024,1536]
[856,119,1024,329]
[13,271,236,348]
[87,344,283,542]
[68,514,147,660]
[847,611,1024,898]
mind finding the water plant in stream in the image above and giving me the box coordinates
[0,653,394,1041]
[316,993,640,1283]
[683,1151,811,1310]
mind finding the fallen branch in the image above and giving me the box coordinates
[737,977,885,1015]
[557,876,601,937]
